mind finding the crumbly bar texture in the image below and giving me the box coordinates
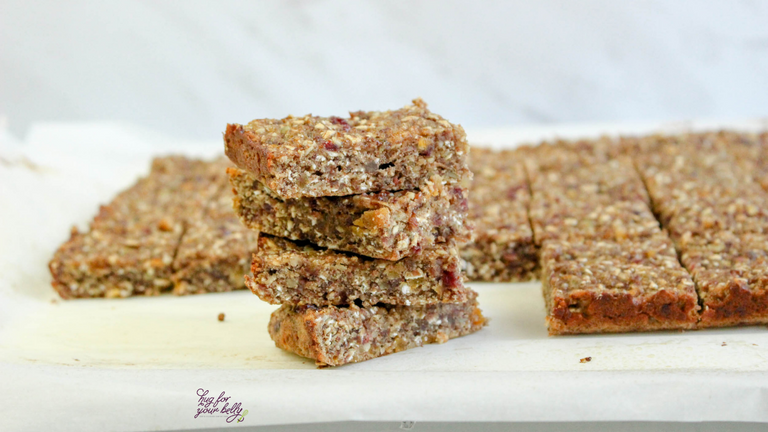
[541,235,700,335]
[268,299,486,367]
[171,190,260,295]
[49,156,255,298]
[528,155,660,245]
[635,132,768,328]
[461,147,538,282]
[246,235,472,307]
[229,167,470,261]
[531,199,661,245]
[679,232,768,327]
[224,98,471,199]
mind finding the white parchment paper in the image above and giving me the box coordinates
[2,120,768,431]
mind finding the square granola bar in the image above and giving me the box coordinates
[246,235,473,307]
[224,99,470,199]
[460,147,538,282]
[541,235,700,335]
[228,167,470,261]
[268,299,486,367]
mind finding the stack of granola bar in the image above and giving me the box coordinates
[224,99,486,366]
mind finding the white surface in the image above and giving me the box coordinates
[2,121,768,431]
[2,1,768,142]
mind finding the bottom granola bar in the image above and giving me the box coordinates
[541,235,700,335]
[268,299,486,366]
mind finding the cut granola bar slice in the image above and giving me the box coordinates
[679,231,768,328]
[229,167,470,261]
[171,189,260,295]
[246,235,472,307]
[531,199,661,245]
[268,299,486,367]
[541,235,700,335]
[224,98,471,199]
[528,156,660,245]
[49,157,227,298]
[461,147,538,282]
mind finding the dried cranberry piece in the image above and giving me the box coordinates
[330,116,351,131]
[506,184,525,199]
[442,270,461,288]
[322,140,338,151]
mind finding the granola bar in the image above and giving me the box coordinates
[541,235,700,335]
[224,98,471,199]
[460,147,538,282]
[228,167,470,261]
[171,190,260,295]
[268,299,486,366]
[246,235,472,307]
[529,156,660,244]
[679,231,768,327]
[49,156,254,298]
[635,134,768,327]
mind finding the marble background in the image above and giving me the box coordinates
[1,0,767,141]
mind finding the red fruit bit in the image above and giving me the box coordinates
[442,270,461,289]
[322,140,338,151]
[329,116,351,131]
[507,185,524,199]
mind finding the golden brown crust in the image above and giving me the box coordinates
[634,133,768,328]
[541,235,700,335]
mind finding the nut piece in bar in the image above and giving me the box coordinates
[461,147,538,282]
[247,235,472,307]
[49,157,225,298]
[541,235,700,335]
[171,190,260,295]
[229,167,470,261]
[679,231,768,328]
[224,98,471,199]
[268,299,486,367]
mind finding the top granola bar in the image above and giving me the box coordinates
[224,98,471,199]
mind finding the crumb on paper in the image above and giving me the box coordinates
[218,313,225,322]
[50,298,58,304]
[580,356,592,363]
[722,342,727,346]
[74,359,79,362]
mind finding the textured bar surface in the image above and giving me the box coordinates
[172,189,260,295]
[247,235,472,307]
[49,157,256,298]
[224,98,471,199]
[229,167,469,261]
[679,231,768,327]
[541,235,700,335]
[528,154,660,245]
[634,132,768,328]
[268,299,486,367]
[461,147,538,282]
